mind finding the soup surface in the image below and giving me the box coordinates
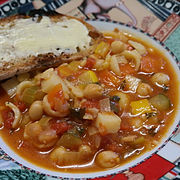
[0,29,179,173]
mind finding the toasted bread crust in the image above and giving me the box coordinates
[0,13,102,81]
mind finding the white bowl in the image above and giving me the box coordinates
[0,19,180,179]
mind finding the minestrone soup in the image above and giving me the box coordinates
[0,29,179,173]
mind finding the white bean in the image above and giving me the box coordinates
[29,101,43,121]
[113,92,129,110]
[96,151,120,168]
[24,121,58,149]
[111,40,125,54]
[79,145,92,155]
[50,146,66,164]
[130,117,143,129]
[137,83,153,96]
[50,145,92,165]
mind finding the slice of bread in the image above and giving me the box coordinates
[0,11,102,81]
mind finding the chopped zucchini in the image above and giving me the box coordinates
[110,96,120,102]
[21,86,39,105]
[67,126,85,137]
[57,133,82,149]
[110,101,119,114]
[149,94,170,111]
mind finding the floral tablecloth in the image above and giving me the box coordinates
[0,0,179,179]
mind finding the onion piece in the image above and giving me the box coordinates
[94,134,101,148]
[125,75,141,93]
[5,102,22,129]
[1,77,19,97]
[110,55,121,76]
[128,40,146,55]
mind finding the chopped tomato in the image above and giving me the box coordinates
[50,121,71,135]
[84,57,96,69]
[1,108,14,129]
[98,70,121,87]
[81,99,100,109]
[105,37,115,44]
[119,63,136,77]
[47,84,65,109]
[16,101,27,112]
[106,143,123,153]
[140,55,162,73]
[120,120,132,131]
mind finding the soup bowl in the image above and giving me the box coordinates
[0,19,179,179]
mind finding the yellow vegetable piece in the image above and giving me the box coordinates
[58,65,73,77]
[58,61,81,77]
[130,99,152,115]
[79,70,98,84]
[68,61,81,72]
[95,41,110,58]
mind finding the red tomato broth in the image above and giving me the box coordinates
[0,30,179,174]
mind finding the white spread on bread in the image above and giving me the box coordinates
[0,16,91,63]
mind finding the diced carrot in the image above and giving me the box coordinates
[107,143,123,153]
[84,57,96,69]
[15,101,27,112]
[140,55,162,73]
[1,108,14,129]
[81,99,100,109]
[50,120,71,135]
[119,63,136,77]
[47,84,65,109]
[98,70,121,87]
[120,119,132,131]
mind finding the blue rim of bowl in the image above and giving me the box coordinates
[0,18,180,180]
